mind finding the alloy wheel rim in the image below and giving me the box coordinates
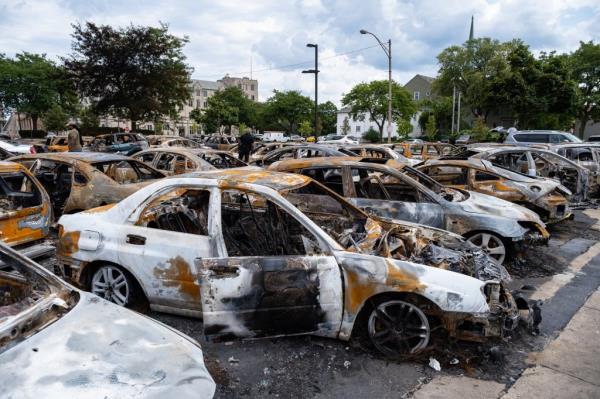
[91,266,130,306]
[467,233,506,264]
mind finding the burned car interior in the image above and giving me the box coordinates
[0,170,42,211]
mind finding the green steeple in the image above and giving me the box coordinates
[469,15,474,41]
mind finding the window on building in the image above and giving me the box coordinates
[413,91,420,100]
[196,99,201,108]
[188,99,193,107]
[202,89,208,97]
[195,89,201,96]
[238,83,242,88]
[355,126,361,133]
[251,95,255,100]
[251,84,255,90]
[203,101,207,108]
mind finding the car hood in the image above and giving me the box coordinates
[507,177,568,200]
[0,292,215,399]
[457,190,543,224]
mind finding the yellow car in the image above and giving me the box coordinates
[306,136,316,143]
[46,135,69,152]
[0,161,52,246]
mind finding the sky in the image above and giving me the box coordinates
[0,0,598,106]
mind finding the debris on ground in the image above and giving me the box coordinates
[428,357,441,371]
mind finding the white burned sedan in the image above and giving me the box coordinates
[56,170,523,357]
[0,242,215,399]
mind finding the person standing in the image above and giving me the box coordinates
[238,131,254,163]
[67,123,82,152]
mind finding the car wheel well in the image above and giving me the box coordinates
[350,291,441,343]
[81,260,149,310]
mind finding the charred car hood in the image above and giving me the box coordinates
[0,292,215,399]
[457,191,543,223]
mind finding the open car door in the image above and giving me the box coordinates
[199,188,343,341]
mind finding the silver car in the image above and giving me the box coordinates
[0,242,215,398]
[504,130,582,145]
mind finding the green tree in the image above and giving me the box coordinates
[362,128,380,143]
[424,115,438,141]
[318,101,337,135]
[0,53,75,131]
[64,22,192,130]
[42,104,69,132]
[396,118,413,140]
[341,80,416,141]
[419,96,454,134]
[298,120,313,137]
[263,90,312,133]
[237,122,247,137]
[571,41,600,138]
[471,116,490,141]
[198,95,237,134]
[79,107,100,131]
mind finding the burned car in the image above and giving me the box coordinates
[249,142,298,163]
[9,153,165,217]
[56,169,526,356]
[417,158,572,223]
[552,143,600,193]
[0,242,215,398]
[269,157,549,264]
[0,161,53,259]
[467,145,592,203]
[146,135,202,149]
[396,142,457,161]
[341,144,420,166]
[253,144,349,167]
[133,147,244,174]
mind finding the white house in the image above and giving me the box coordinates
[336,107,422,139]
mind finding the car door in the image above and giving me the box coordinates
[469,168,521,201]
[199,187,343,341]
[346,166,445,228]
[117,187,216,311]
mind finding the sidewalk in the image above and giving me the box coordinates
[411,288,600,399]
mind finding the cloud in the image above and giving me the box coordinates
[0,0,598,106]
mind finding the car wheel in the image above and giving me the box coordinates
[91,265,136,307]
[466,232,507,264]
[367,300,430,357]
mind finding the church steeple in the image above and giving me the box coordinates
[469,15,474,41]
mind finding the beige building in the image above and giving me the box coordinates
[218,75,258,101]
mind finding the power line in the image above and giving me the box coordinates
[196,44,380,79]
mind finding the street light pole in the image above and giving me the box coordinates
[360,29,392,143]
[302,44,319,137]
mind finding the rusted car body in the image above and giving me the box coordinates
[146,135,202,149]
[396,142,457,161]
[552,143,600,193]
[134,148,245,174]
[341,145,420,166]
[55,169,526,356]
[203,135,238,151]
[133,148,216,175]
[417,159,572,223]
[249,142,298,163]
[0,161,52,247]
[468,145,593,203]
[253,144,348,167]
[0,242,215,398]
[9,153,165,217]
[45,135,69,152]
[269,157,549,264]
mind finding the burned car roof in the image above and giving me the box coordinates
[0,160,24,172]
[182,168,312,191]
[10,152,133,163]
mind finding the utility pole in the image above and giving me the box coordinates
[451,86,456,134]
[360,29,392,143]
[302,44,319,136]
[457,91,462,133]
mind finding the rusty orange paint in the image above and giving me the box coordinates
[0,203,50,246]
[153,256,201,301]
[384,259,426,292]
[344,269,379,314]
[56,230,81,257]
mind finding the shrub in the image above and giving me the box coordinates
[362,128,380,143]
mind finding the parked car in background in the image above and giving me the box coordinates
[395,142,457,161]
[146,135,201,149]
[88,133,149,155]
[0,161,53,258]
[249,142,298,163]
[342,144,419,166]
[586,135,600,142]
[45,135,69,152]
[290,135,306,142]
[0,139,35,155]
[56,170,525,357]
[417,158,572,223]
[203,135,237,151]
[269,157,549,264]
[504,130,582,145]
[133,148,223,175]
[468,145,593,203]
[320,135,359,145]
[0,242,215,399]
[262,131,289,142]
[253,144,348,167]
[10,153,165,217]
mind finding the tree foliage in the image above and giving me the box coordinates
[42,104,69,132]
[424,115,438,141]
[298,120,313,137]
[0,52,76,130]
[262,90,313,133]
[362,128,380,143]
[190,86,254,134]
[64,22,192,130]
[396,118,413,140]
[341,80,416,141]
[571,41,600,137]
[318,101,337,135]
[79,106,100,130]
